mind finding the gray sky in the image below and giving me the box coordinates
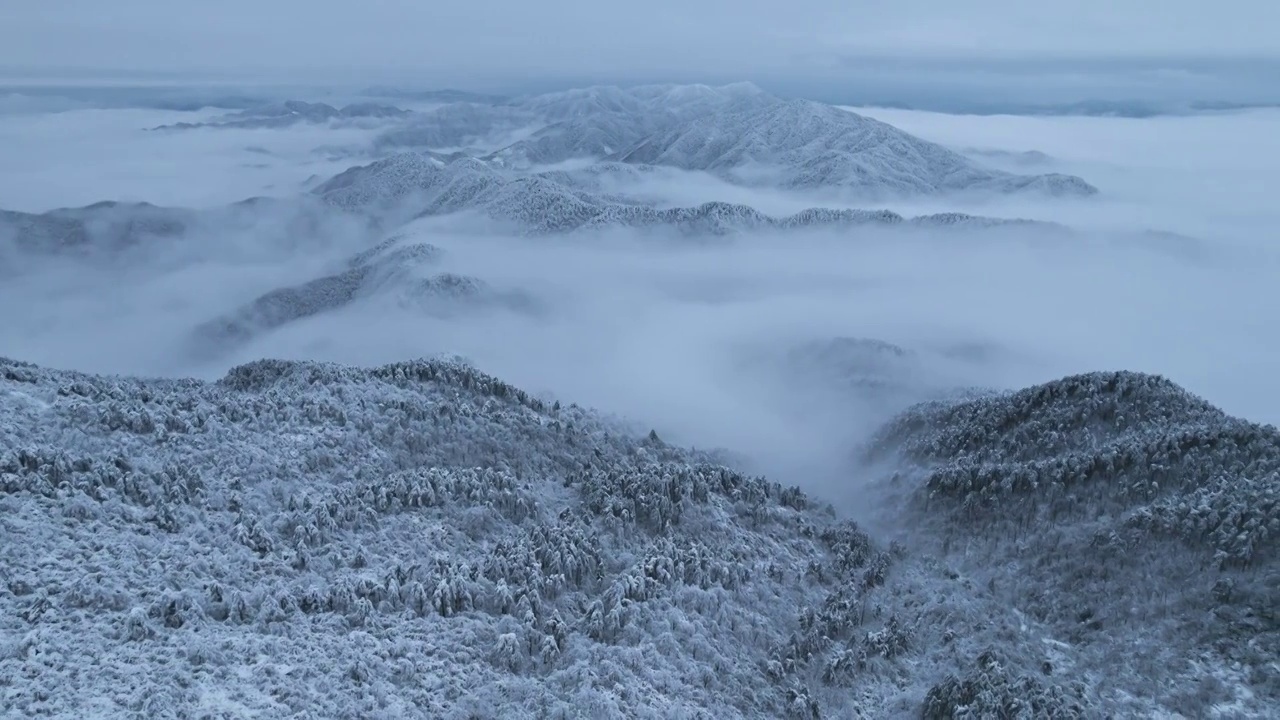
[1,1,1277,84]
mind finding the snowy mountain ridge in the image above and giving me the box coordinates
[3,355,1277,717]
[150,100,411,131]
[4,81,1103,262]
[370,83,1096,198]
[0,354,903,718]
[313,152,1069,236]
[613,98,1095,196]
[185,237,537,359]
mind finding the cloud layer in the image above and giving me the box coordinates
[3,1,1278,84]
[2,91,1278,496]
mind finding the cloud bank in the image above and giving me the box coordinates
[2,89,1278,496]
[3,1,1278,79]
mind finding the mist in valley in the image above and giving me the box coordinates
[3,96,1278,501]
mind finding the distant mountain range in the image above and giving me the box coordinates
[185,237,537,358]
[3,136,1078,269]
[150,100,410,131]
[376,83,1097,197]
[2,84,1103,262]
[311,151,1073,235]
[612,96,1092,195]
[0,83,1094,281]
[145,83,1095,198]
[4,81,1098,354]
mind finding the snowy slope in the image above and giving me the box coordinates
[616,98,1097,197]
[312,153,1070,236]
[186,237,536,358]
[864,371,1280,717]
[374,83,765,156]
[481,84,768,170]
[0,355,914,718]
[368,83,1095,198]
[4,356,1276,717]
[1,81,1100,260]
[2,154,1067,273]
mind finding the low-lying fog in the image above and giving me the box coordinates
[0,106,382,211]
[3,99,1277,495]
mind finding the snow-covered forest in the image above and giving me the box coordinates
[3,356,1276,717]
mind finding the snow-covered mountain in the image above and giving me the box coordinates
[615,98,1095,196]
[3,355,1274,717]
[372,83,1096,198]
[1,151,1070,271]
[151,100,410,131]
[862,371,1280,717]
[479,84,769,170]
[187,237,536,358]
[312,152,1070,236]
[2,82,1102,263]
[0,354,896,718]
[149,80,1089,205]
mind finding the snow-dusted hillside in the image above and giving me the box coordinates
[3,356,1276,718]
[1,81,1104,262]
[187,237,535,358]
[615,98,1096,196]
[864,371,1280,717]
[479,84,768,170]
[368,83,1095,198]
[0,355,916,718]
[2,148,1072,273]
[312,152,1070,236]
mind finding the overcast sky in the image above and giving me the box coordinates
[2,1,1277,85]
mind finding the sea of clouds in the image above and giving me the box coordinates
[2,92,1277,499]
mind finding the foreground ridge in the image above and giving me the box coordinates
[865,370,1280,717]
[4,358,1274,717]
[1,356,901,718]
